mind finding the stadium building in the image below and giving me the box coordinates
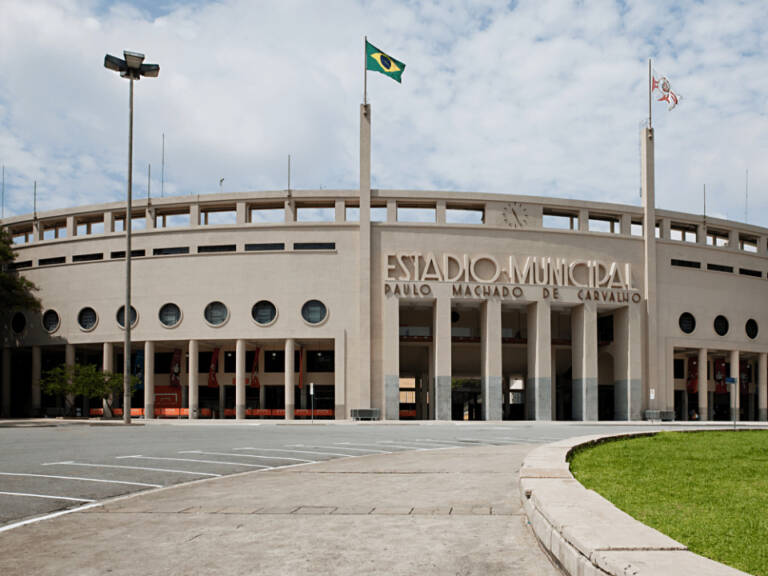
[1,110,767,422]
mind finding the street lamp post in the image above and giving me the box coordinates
[104,51,159,424]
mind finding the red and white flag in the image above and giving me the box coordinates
[652,73,681,111]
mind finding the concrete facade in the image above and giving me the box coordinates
[2,125,768,422]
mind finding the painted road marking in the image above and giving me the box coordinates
[337,441,428,451]
[115,456,270,468]
[41,461,221,477]
[0,491,95,503]
[0,472,161,488]
[233,447,354,458]
[179,450,314,463]
[294,444,392,454]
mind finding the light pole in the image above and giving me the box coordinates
[104,51,159,424]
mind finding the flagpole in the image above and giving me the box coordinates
[648,58,652,129]
[363,35,368,105]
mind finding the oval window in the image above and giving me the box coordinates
[301,300,327,325]
[678,312,696,334]
[159,303,182,327]
[116,305,138,328]
[42,309,60,333]
[252,301,277,325]
[746,319,758,340]
[78,307,98,331]
[204,301,228,326]
[11,312,26,334]
[714,315,729,336]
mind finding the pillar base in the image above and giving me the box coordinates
[144,403,154,419]
[335,404,346,420]
[384,375,399,420]
[759,408,768,422]
[483,376,503,420]
[189,405,199,420]
[236,404,245,420]
[435,376,452,420]
[572,378,598,421]
[730,408,740,422]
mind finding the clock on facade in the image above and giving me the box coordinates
[502,202,530,229]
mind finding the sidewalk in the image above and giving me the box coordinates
[0,444,560,576]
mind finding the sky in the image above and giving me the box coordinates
[1,0,767,226]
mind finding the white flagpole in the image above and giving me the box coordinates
[364,36,368,105]
[648,58,652,129]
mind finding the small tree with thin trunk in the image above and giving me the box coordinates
[41,363,137,417]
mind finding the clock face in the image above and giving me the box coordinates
[502,202,529,229]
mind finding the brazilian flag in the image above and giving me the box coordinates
[366,40,405,83]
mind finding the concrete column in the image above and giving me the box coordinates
[235,339,245,420]
[1,348,11,418]
[383,294,400,420]
[728,229,739,251]
[145,207,155,230]
[386,199,397,223]
[66,215,75,238]
[481,299,502,421]
[102,343,114,417]
[698,348,708,421]
[104,210,114,233]
[188,340,199,419]
[527,300,552,421]
[578,209,589,232]
[571,302,598,421]
[32,220,41,242]
[335,199,346,223]
[614,306,643,420]
[730,350,740,421]
[436,200,447,225]
[285,338,295,420]
[620,214,631,236]
[31,346,42,417]
[284,199,296,223]
[189,204,200,227]
[236,201,247,225]
[434,294,452,420]
[696,223,707,245]
[641,127,658,415]
[759,353,767,422]
[659,218,670,240]
[144,341,155,419]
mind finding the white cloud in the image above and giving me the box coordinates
[0,0,766,227]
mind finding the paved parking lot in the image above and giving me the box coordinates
[0,419,681,530]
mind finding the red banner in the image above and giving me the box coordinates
[251,347,260,388]
[208,348,220,388]
[155,385,181,408]
[170,349,181,387]
[714,359,727,394]
[686,357,698,394]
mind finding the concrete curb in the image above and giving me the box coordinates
[519,432,751,576]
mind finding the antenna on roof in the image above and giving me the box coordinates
[288,154,291,193]
[161,133,165,198]
[33,180,37,220]
[745,168,749,224]
[147,163,151,203]
[703,184,706,222]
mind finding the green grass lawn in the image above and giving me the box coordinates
[569,431,768,576]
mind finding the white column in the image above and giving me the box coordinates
[434,294,452,420]
[527,300,552,421]
[1,348,10,418]
[759,353,767,422]
[730,350,740,421]
[65,343,75,416]
[698,348,708,421]
[31,346,42,417]
[236,201,247,225]
[571,302,598,421]
[285,339,295,420]
[335,199,346,222]
[334,332,346,419]
[481,299,502,421]
[235,339,245,420]
[614,306,642,420]
[383,294,400,420]
[188,340,199,419]
[358,105,372,412]
[144,341,155,419]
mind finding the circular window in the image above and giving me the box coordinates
[78,307,98,331]
[204,301,229,326]
[301,300,327,325]
[158,303,182,328]
[42,309,60,333]
[11,312,26,334]
[678,312,696,334]
[252,301,277,326]
[746,319,758,340]
[116,305,138,328]
[714,315,729,336]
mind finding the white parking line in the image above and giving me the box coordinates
[179,450,314,463]
[0,472,161,488]
[336,441,427,451]
[291,444,391,454]
[115,456,270,468]
[0,491,95,503]
[378,440,461,448]
[41,461,221,477]
[233,447,353,458]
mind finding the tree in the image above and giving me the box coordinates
[0,227,41,324]
[41,363,137,417]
